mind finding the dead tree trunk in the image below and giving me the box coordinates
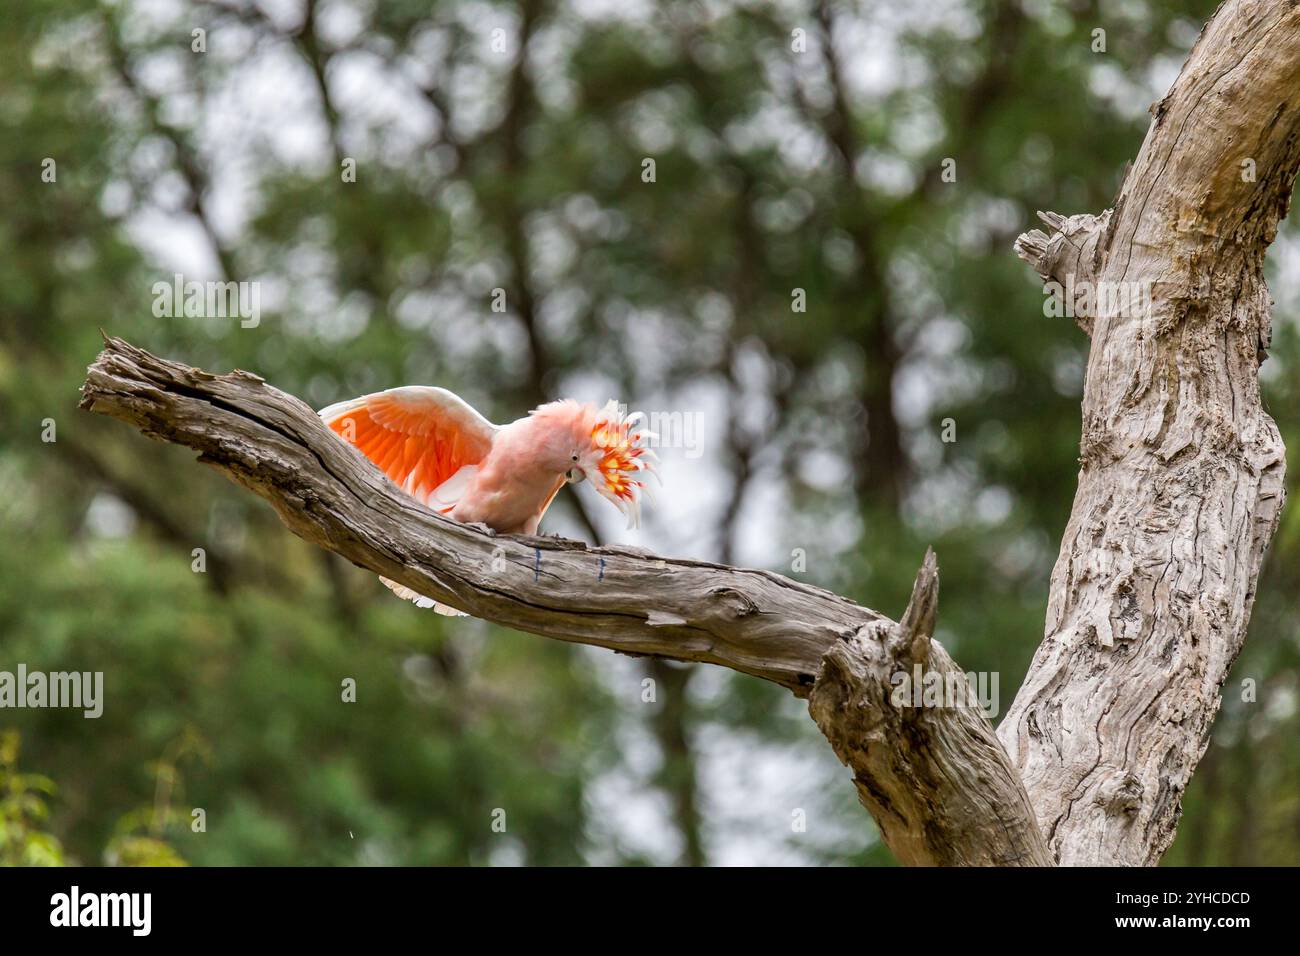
[1006,0,1299,865]
[78,0,1300,866]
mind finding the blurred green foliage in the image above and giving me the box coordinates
[0,731,65,866]
[0,0,1296,865]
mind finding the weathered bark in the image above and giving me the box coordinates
[809,552,1050,865]
[79,334,1051,867]
[1006,0,1298,865]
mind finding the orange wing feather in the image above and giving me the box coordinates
[320,387,498,508]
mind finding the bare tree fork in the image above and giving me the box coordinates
[1006,0,1299,865]
[79,334,1051,867]
[809,552,1053,865]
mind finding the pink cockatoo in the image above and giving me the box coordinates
[319,387,658,614]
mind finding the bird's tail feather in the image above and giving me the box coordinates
[379,576,468,617]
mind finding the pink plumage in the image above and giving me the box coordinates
[319,387,658,613]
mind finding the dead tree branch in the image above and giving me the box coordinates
[79,334,1051,867]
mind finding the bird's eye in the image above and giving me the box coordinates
[571,454,579,461]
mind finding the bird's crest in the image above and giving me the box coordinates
[533,398,659,528]
[589,399,659,528]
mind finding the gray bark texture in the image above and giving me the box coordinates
[79,336,1050,867]
[1008,0,1299,865]
[78,0,1300,867]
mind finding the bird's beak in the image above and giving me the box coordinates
[565,467,586,484]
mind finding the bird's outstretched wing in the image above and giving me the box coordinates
[320,386,498,617]
[319,386,498,509]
